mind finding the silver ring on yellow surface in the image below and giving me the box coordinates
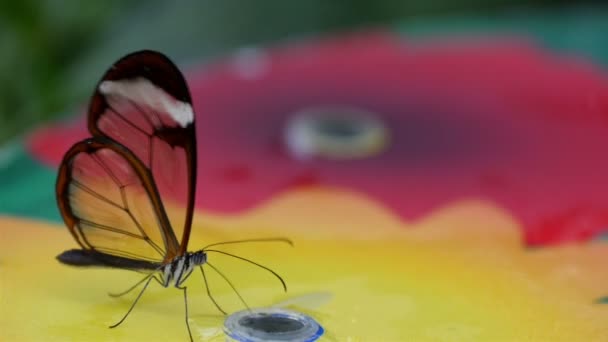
[224,308,324,342]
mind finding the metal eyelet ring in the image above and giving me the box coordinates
[224,308,324,342]
[284,106,389,160]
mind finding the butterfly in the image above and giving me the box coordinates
[55,50,291,341]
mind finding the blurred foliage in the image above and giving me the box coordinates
[0,0,135,143]
[0,0,604,145]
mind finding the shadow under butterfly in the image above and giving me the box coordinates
[55,50,292,341]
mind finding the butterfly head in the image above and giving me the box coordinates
[190,250,207,266]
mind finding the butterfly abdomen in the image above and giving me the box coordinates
[57,249,160,270]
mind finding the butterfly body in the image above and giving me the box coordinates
[160,251,207,287]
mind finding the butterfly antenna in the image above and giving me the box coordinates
[109,275,155,329]
[202,237,293,250]
[199,265,228,315]
[204,249,287,292]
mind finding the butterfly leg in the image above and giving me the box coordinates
[176,285,193,342]
[199,265,227,315]
[206,262,250,311]
[108,273,162,298]
[109,275,155,328]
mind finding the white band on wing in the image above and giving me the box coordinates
[99,78,193,128]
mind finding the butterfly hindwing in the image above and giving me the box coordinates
[56,137,177,264]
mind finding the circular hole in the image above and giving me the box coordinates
[315,117,365,138]
[238,314,305,333]
[224,308,324,342]
[284,105,389,160]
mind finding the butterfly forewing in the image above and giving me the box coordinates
[57,138,178,263]
[86,51,197,257]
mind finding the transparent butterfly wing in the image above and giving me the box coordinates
[86,51,197,257]
[56,137,177,263]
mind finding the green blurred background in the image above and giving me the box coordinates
[1,0,606,146]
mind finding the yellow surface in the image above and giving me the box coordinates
[2,188,608,341]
